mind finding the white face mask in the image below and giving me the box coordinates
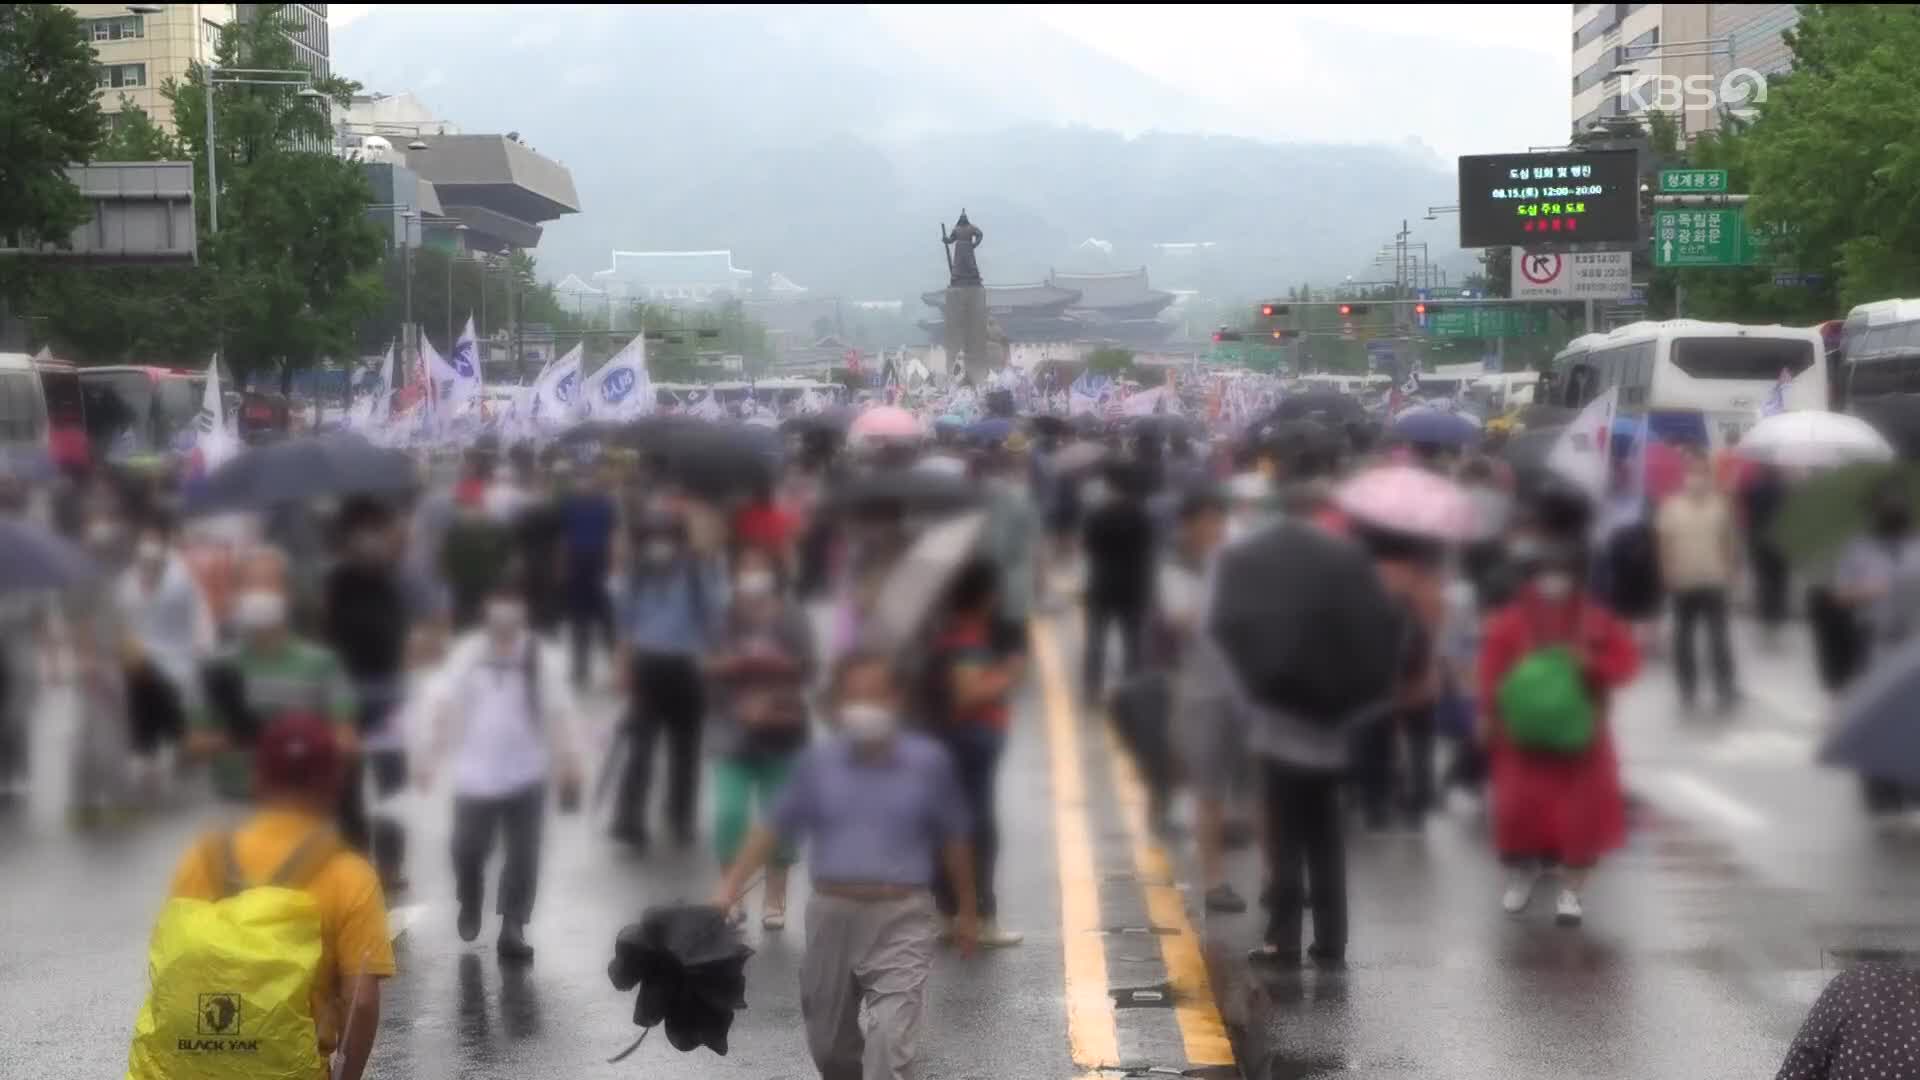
[136,539,167,566]
[87,520,121,548]
[839,703,897,743]
[646,539,678,565]
[233,589,287,633]
[1536,571,1575,601]
[486,598,527,636]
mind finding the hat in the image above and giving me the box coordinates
[254,714,343,795]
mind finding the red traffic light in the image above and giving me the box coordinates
[1260,304,1275,317]
[1338,304,1353,317]
[1212,332,1222,342]
[1415,302,1427,316]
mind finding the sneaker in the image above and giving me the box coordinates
[1554,888,1583,927]
[1204,884,1248,914]
[497,921,535,963]
[1501,868,1542,916]
[457,903,481,943]
[977,922,1025,948]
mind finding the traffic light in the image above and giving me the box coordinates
[1259,303,1291,318]
[1213,328,1244,343]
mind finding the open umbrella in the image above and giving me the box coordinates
[607,903,753,1058]
[1207,519,1406,724]
[824,466,983,516]
[1336,464,1474,541]
[850,405,923,442]
[1772,462,1920,566]
[653,422,778,501]
[1739,410,1897,469]
[1821,635,1920,788]
[1029,415,1072,438]
[781,407,858,438]
[1272,391,1366,425]
[0,519,97,596]
[183,432,417,516]
[964,417,1014,444]
[866,510,988,652]
[1050,440,1108,475]
[1390,407,1481,448]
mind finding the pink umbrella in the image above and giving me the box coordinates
[1335,464,1474,542]
[849,405,924,442]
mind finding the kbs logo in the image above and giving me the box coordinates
[1624,68,1768,121]
[601,367,635,404]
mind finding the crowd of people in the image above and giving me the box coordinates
[2,396,1916,1080]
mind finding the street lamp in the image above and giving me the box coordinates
[201,66,322,234]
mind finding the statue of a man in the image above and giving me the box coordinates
[942,210,984,287]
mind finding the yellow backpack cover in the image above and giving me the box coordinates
[126,830,334,1080]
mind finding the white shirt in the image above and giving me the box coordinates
[450,643,548,798]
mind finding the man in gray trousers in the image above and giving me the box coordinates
[715,649,978,1080]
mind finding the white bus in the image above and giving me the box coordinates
[1839,298,1920,405]
[0,352,51,453]
[1294,372,1392,396]
[1551,319,1827,448]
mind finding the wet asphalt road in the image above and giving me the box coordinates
[2,612,1915,1080]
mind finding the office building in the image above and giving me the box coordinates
[236,3,327,79]
[66,3,233,134]
[1569,4,1799,137]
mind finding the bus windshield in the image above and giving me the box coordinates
[40,369,83,427]
[1670,336,1816,381]
[80,370,152,451]
[0,370,46,445]
[156,377,204,450]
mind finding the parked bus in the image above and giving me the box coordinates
[0,352,50,453]
[76,365,205,457]
[1551,319,1827,448]
[1839,299,1920,407]
[35,356,88,470]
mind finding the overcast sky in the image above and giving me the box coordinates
[330,4,1568,157]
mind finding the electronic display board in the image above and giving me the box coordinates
[1456,149,1641,248]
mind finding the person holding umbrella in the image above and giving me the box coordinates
[1478,485,1640,926]
[1827,478,1920,819]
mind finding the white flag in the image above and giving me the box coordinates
[529,344,583,431]
[430,317,483,418]
[1547,386,1618,503]
[349,344,394,434]
[580,333,653,421]
[194,357,236,469]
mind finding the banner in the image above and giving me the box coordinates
[430,317,484,423]
[580,333,653,421]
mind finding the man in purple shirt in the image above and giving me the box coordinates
[715,650,978,1080]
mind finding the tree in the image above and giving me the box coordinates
[97,97,184,162]
[161,4,383,386]
[0,4,106,246]
[1086,346,1135,379]
[1740,4,1920,307]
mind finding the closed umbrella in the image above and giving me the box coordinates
[1820,636,1920,788]
[1336,464,1474,541]
[1739,410,1896,469]
[0,519,97,596]
[1206,519,1406,724]
[607,904,753,1058]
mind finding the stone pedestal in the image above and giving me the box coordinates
[941,285,994,383]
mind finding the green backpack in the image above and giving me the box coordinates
[1496,644,1595,754]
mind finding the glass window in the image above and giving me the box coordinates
[39,370,84,426]
[80,371,153,451]
[96,63,147,89]
[91,15,144,42]
[0,372,45,443]
[1670,336,1816,380]
[155,377,204,450]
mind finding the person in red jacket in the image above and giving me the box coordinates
[1478,493,1640,928]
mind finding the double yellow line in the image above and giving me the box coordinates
[1033,621,1234,1072]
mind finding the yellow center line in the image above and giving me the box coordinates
[1031,620,1121,1070]
[1103,722,1237,1067]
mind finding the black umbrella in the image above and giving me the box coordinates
[1206,519,1406,724]
[1125,414,1201,441]
[651,422,778,500]
[1501,425,1566,494]
[607,903,753,1059]
[183,433,416,516]
[1272,391,1367,424]
[1028,415,1072,438]
[0,518,97,596]
[781,407,858,438]
[824,465,984,516]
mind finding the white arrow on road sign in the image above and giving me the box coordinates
[1663,239,1674,262]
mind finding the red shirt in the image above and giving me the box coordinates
[733,502,799,552]
[934,615,1009,731]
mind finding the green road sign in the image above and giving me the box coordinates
[1658,168,1728,193]
[1652,207,1778,267]
[1425,307,1548,339]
